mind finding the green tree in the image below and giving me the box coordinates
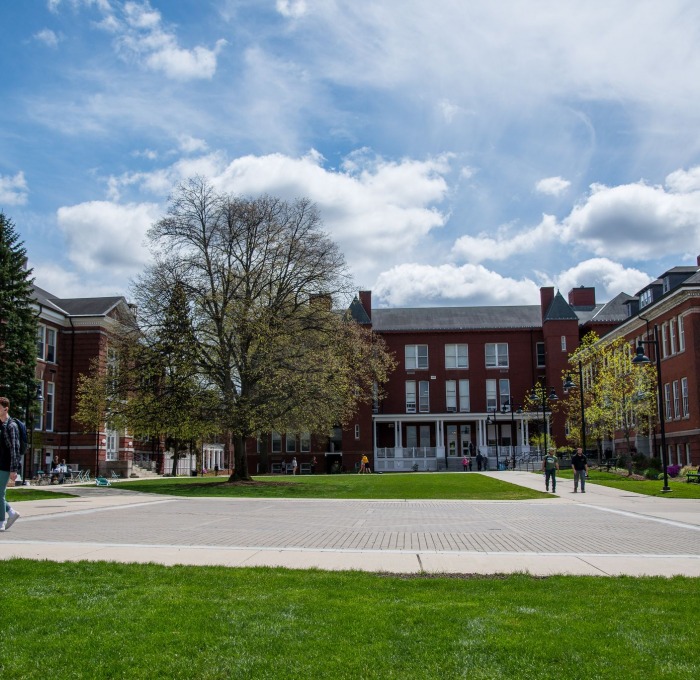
[561,332,657,463]
[136,177,395,480]
[0,212,37,412]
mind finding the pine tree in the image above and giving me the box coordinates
[0,212,37,410]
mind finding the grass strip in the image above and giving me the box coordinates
[0,560,696,679]
[555,469,700,498]
[6,488,75,502]
[115,472,550,500]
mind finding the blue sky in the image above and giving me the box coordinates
[2,0,700,308]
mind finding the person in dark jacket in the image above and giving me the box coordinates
[0,397,22,531]
[571,447,589,493]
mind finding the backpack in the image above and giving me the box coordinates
[12,418,28,457]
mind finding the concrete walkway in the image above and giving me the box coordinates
[1,472,699,577]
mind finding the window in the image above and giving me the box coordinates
[499,379,511,409]
[486,380,497,411]
[681,377,689,417]
[669,319,676,355]
[45,382,55,432]
[664,384,672,421]
[445,380,457,412]
[459,379,470,412]
[35,381,43,430]
[536,342,545,368]
[639,289,652,308]
[36,326,45,360]
[445,344,468,369]
[661,323,669,358]
[106,429,118,461]
[405,381,416,413]
[286,434,296,453]
[678,315,685,351]
[405,345,428,370]
[418,381,430,412]
[354,424,360,440]
[46,328,56,363]
[686,443,692,466]
[271,432,282,453]
[300,433,311,452]
[561,335,567,352]
[672,381,680,419]
[406,425,418,448]
[485,343,508,368]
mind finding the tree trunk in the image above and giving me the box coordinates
[228,433,251,481]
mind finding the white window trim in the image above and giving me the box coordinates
[405,344,428,370]
[445,344,468,369]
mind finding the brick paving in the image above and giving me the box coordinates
[11,496,700,556]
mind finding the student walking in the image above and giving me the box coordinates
[571,447,589,493]
[542,449,559,493]
[0,397,22,531]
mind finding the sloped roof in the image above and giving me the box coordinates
[544,291,578,321]
[347,296,371,324]
[32,284,127,317]
[371,305,542,331]
[588,292,635,323]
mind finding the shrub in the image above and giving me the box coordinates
[667,464,682,478]
[644,468,660,480]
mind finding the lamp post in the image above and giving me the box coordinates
[529,385,558,458]
[486,408,500,470]
[632,325,671,493]
[564,361,587,458]
[501,398,519,468]
[24,383,43,483]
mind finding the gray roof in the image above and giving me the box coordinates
[32,284,126,317]
[371,305,543,331]
[347,296,371,324]
[544,291,578,321]
[587,292,635,323]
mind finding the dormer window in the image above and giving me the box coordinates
[639,289,653,308]
[663,277,671,293]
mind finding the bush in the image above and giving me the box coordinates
[632,453,657,473]
[667,464,682,478]
[644,468,660,480]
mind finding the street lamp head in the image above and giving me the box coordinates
[632,344,651,365]
[563,373,576,391]
[548,388,558,401]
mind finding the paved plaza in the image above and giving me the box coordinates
[1,471,699,576]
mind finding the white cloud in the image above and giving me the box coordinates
[536,176,571,196]
[561,175,700,259]
[0,171,29,205]
[56,200,159,275]
[178,135,208,154]
[34,29,61,47]
[553,258,653,300]
[451,214,561,264]
[665,166,700,193]
[103,1,227,80]
[374,263,540,307]
[276,1,308,19]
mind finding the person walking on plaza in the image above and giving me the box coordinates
[572,447,589,493]
[462,456,468,471]
[0,397,22,531]
[542,448,559,493]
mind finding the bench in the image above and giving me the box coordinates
[300,463,311,474]
[685,472,700,483]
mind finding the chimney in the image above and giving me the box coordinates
[540,287,554,323]
[359,290,372,320]
[567,286,596,307]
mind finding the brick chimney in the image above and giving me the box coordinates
[359,290,372,320]
[568,286,595,307]
[540,287,554,323]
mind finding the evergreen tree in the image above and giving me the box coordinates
[0,212,37,411]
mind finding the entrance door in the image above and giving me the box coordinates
[460,425,471,455]
[446,425,458,457]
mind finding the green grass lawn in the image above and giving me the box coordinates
[6,487,75,502]
[115,472,550,500]
[0,560,696,679]
[556,469,700,498]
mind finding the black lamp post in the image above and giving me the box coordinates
[24,383,43,483]
[564,361,587,458]
[501,398,521,468]
[529,385,558,457]
[486,408,500,470]
[632,325,671,493]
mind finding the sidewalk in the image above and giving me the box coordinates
[1,473,699,577]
